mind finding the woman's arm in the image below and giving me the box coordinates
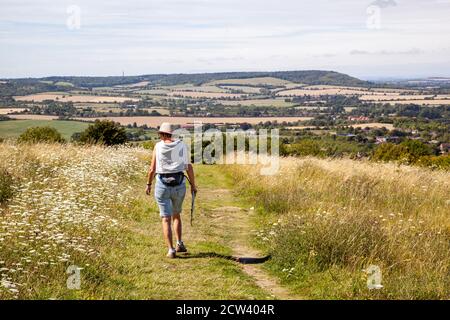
[186,164,197,194]
[145,148,157,195]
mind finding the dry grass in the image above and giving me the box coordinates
[8,115,59,121]
[0,108,27,115]
[350,123,395,130]
[226,157,450,299]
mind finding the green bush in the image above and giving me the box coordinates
[372,143,409,162]
[142,140,156,150]
[78,120,127,146]
[0,169,14,205]
[17,126,65,144]
[416,154,450,170]
[400,139,434,161]
[283,138,369,158]
[372,140,434,165]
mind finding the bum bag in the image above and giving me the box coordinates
[158,172,185,187]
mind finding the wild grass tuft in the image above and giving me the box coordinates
[226,157,450,299]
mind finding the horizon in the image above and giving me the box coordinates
[2,69,450,82]
[1,0,450,79]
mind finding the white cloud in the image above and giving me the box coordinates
[0,0,449,78]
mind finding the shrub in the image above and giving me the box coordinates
[400,139,434,161]
[416,154,450,170]
[283,138,370,158]
[142,140,156,150]
[372,143,408,162]
[78,120,127,146]
[372,140,434,165]
[0,168,14,205]
[17,126,65,144]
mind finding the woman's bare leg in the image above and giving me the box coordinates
[162,216,173,250]
[172,213,182,243]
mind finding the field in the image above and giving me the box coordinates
[220,98,295,107]
[0,120,89,139]
[277,86,450,105]
[8,115,59,121]
[350,123,395,130]
[14,93,139,103]
[221,86,264,94]
[0,108,27,114]
[168,91,245,99]
[115,81,150,88]
[70,116,312,126]
[4,115,312,127]
[1,142,449,300]
[0,143,273,299]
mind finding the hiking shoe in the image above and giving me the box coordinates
[176,242,187,253]
[166,249,176,259]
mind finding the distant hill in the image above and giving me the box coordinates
[5,70,369,89]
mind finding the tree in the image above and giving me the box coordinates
[17,126,65,144]
[78,120,127,146]
[400,139,434,161]
[372,140,434,164]
[372,143,408,162]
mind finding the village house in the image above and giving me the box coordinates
[375,136,401,144]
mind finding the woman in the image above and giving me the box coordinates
[145,122,197,258]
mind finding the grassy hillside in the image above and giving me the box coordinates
[3,70,369,89]
[0,120,89,140]
[226,157,450,299]
[2,142,448,299]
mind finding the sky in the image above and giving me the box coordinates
[0,0,449,79]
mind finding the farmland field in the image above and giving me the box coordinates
[0,120,89,139]
[14,93,140,103]
[169,91,245,99]
[8,115,60,121]
[115,81,150,88]
[382,99,450,105]
[0,108,27,114]
[221,85,264,94]
[220,98,296,107]
[277,86,389,97]
[349,123,395,130]
[72,116,313,126]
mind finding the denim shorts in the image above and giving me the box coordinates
[154,176,186,217]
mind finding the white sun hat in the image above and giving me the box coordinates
[158,122,173,135]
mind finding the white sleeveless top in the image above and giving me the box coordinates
[155,140,190,174]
